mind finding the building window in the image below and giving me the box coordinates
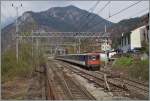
[124,37,125,46]
[128,35,130,44]
[144,32,146,40]
[147,31,149,41]
[121,37,123,46]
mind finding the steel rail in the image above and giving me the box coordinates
[57,60,149,99]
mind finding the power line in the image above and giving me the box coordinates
[97,1,111,14]
[76,1,101,52]
[89,1,100,13]
[110,1,142,18]
[128,8,149,18]
[76,1,100,23]
[88,1,142,31]
[78,1,100,31]
[79,1,111,31]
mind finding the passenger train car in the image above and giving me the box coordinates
[55,53,101,70]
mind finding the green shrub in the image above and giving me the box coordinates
[113,56,133,69]
[113,56,149,81]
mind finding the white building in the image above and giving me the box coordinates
[130,25,149,49]
[119,25,149,52]
[101,43,111,51]
[101,32,112,51]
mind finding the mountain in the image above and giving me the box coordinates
[1,5,112,52]
[1,5,149,52]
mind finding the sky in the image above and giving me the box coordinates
[1,1,149,28]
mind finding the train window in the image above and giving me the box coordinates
[85,55,88,61]
[80,55,85,61]
[88,55,99,60]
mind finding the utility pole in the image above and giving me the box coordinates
[105,25,107,33]
[31,31,34,59]
[78,38,81,54]
[104,24,107,68]
[104,6,111,69]
[36,38,39,68]
[75,36,78,54]
[74,44,76,54]
[12,3,22,62]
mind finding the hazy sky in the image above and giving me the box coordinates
[1,1,149,27]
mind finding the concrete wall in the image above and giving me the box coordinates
[130,26,148,49]
[131,28,141,49]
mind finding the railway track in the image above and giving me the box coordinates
[56,61,129,97]
[45,60,95,100]
[94,71,149,99]
[96,71,148,91]
[97,68,149,86]
[57,60,149,100]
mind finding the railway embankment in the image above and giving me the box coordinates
[1,44,33,99]
[112,54,149,83]
[1,43,47,100]
[58,59,148,100]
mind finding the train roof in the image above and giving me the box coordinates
[87,52,100,55]
[58,53,87,56]
[57,53,101,56]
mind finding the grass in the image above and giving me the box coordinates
[113,56,149,81]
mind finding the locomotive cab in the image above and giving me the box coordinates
[86,53,100,70]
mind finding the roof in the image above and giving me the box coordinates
[131,25,147,32]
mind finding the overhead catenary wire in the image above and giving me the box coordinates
[74,1,101,53]
[97,1,111,14]
[89,1,101,13]
[128,7,149,18]
[88,1,142,31]
[109,1,142,18]
[76,1,100,24]
[77,1,100,31]
[79,1,111,31]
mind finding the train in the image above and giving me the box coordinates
[54,51,117,70]
[55,52,102,70]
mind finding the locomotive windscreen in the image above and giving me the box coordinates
[88,55,99,60]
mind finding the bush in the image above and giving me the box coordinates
[1,43,34,82]
[113,56,149,81]
[129,59,149,81]
[1,50,17,81]
[113,56,133,69]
